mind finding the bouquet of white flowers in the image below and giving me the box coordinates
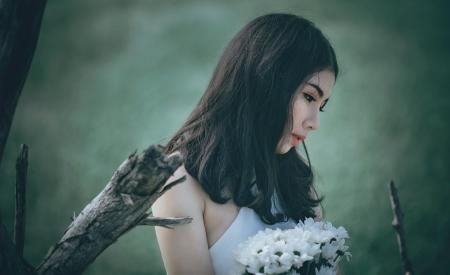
[233,218,351,275]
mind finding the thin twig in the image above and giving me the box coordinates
[138,216,193,229]
[14,144,28,258]
[160,175,186,194]
[388,180,414,275]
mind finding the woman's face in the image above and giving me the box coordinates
[276,70,336,154]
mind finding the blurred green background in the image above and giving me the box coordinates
[1,0,449,274]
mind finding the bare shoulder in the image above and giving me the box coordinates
[152,164,207,217]
[151,163,214,275]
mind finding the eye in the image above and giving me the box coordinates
[319,100,329,113]
[303,93,315,103]
[303,92,329,113]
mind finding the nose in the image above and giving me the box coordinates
[304,109,320,131]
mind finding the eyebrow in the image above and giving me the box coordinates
[306,82,325,98]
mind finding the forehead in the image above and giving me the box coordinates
[304,70,335,97]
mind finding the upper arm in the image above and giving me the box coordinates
[151,165,214,275]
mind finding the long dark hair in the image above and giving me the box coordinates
[165,13,338,224]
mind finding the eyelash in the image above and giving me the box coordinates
[303,93,327,112]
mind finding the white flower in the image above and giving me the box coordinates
[234,218,350,274]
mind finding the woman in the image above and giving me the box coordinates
[152,13,338,275]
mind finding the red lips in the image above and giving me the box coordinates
[291,134,306,146]
[293,134,306,141]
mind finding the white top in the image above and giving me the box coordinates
[208,206,296,275]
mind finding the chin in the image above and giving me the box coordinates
[276,145,291,155]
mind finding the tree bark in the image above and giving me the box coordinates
[35,145,189,275]
[0,0,47,168]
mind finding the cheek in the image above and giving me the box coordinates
[292,100,306,126]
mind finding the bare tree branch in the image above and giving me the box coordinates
[160,175,186,194]
[388,180,414,275]
[0,146,34,275]
[14,144,28,258]
[138,215,193,229]
[35,145,187,275]
[0,217,36,275]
